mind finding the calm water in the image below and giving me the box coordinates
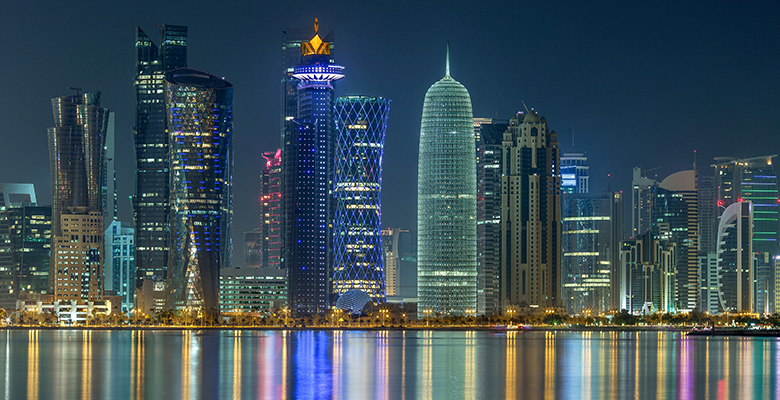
[0,329,777,399]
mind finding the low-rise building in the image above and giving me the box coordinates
[219,267,286,312]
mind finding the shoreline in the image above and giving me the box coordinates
[0,325,689,332]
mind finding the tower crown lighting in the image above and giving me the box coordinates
[302,18,331,56]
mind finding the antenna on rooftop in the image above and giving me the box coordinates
[67,87,81,96]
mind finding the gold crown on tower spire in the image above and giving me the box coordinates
[302,18,331,56]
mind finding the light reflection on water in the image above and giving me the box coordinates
[0,330,778,399]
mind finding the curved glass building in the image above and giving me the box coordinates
[48,92,110,303]
[417,45,477,315]
[333,96,390,303]
[164,68,233,314]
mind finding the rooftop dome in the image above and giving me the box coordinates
[335,290,374,314]
[164,68,232,89]
[523,110,540,123]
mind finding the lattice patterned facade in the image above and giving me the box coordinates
[333,96,390,303]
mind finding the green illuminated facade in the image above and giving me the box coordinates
[417,45,477,315]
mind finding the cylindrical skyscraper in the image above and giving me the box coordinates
[284,19,344,315]
[333,96,391,303]
[417,45,477,315]
[164,68,233,314]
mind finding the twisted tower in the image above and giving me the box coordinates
[333,96,390,303]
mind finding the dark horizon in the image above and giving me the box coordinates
[1,1,778,266]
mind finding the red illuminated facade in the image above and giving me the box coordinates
[256,149,282,269]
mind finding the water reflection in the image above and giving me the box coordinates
[0,330,778,399]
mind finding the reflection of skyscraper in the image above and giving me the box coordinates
[475,118,508,316]
[283,20,344,315]
[333,96,390,303]
[133,25,187,289]
[165,68,233,313]
[417,45,477,316]
[48,92,109,302]
[501,110,562,310]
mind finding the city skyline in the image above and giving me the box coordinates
[1,2,778,269]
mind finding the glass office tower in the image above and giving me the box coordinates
[417,45,477,316]
[333,96,390,303]
[165,68,233,313]
[134,25,187,289]
[259,149,282,269]
[475,118,509,316]
[48,92,109,302]
[283,20,344,315]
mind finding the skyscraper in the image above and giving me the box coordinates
[332,96,390,303]
[281,26,333,148]
[716,201,753,312]
[560,152,589,194]
[283,20,344,315]
[561,193,623,314]
[713,155,779,312]
[258,149,282,269]
[655,170,699,312]
[164,68,233,313]
[620,232,677,314]
[48,92,109,302]
[381,228,412,297]
[0,184,41,308]
[631,167,661,238]
[8,204,51,302]
[500,110,562,310]
[475,118,509,315]
[104,220,134,311]
[133,25,187,290]
[103,112,116,227]
[417,45,477,316]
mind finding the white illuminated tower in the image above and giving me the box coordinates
[417,44,477,316]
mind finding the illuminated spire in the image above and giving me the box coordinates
[302,18,331,56]
[445,41,450,77]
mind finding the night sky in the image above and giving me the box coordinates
[1,1,778,266]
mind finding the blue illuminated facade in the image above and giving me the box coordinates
[283,20,344,315]
[164,68,233,313]
[333,96,390,303]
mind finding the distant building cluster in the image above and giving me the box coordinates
[4,19,777,322]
